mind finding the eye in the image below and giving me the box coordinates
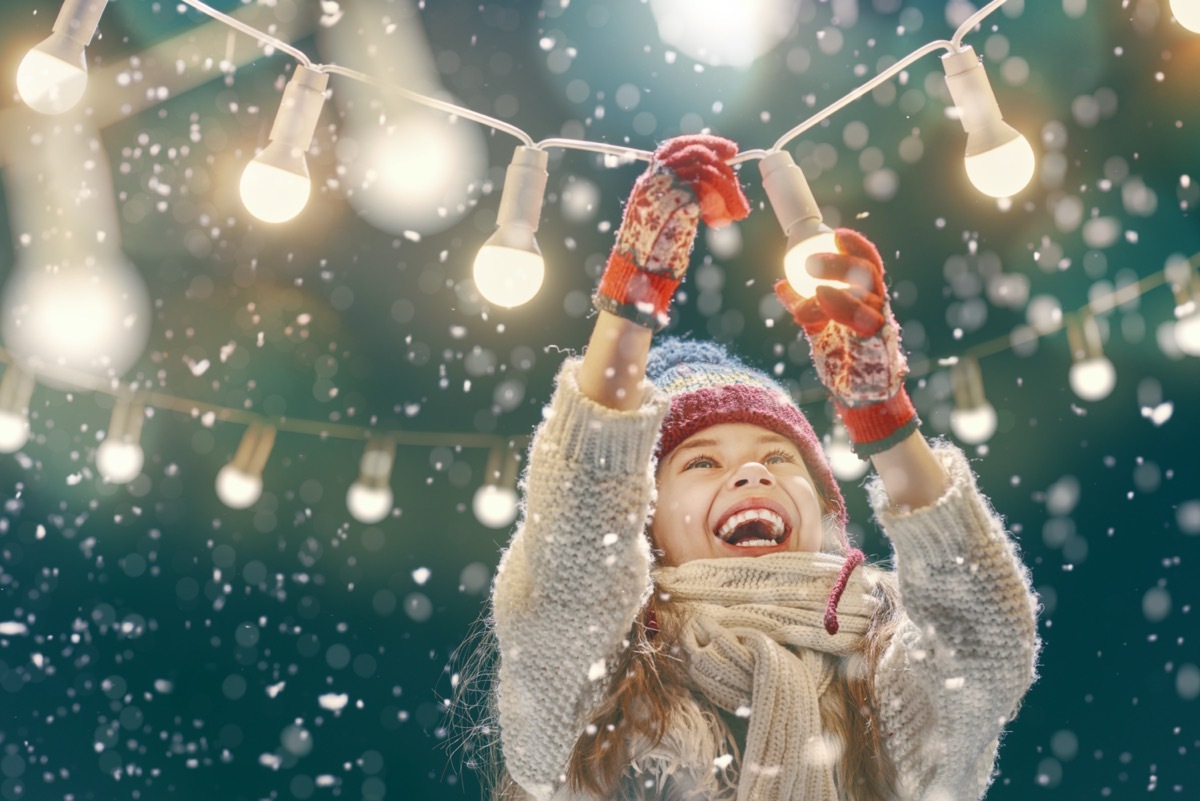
[763,448,797,465]
[683,454,719,470]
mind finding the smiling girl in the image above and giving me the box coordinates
[486,136,1040,801]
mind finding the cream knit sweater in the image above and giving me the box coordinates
[492,358,1040,801]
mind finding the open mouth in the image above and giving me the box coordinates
[715,507,791,549]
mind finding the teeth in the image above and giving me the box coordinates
[717,508,785,541]
[733,538,778,548]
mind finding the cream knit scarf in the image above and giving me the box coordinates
[654,551,879,801]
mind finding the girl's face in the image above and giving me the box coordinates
[651,422,826,566]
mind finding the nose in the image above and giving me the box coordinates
[729,461,775,489]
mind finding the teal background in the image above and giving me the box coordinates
[1,1,1198,799]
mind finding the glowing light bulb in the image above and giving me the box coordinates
[473,484,519,528]
[15,0,109,115]
[346,439,395,524]
[17,34,88,115]
[949,357,998,444]
[825,428,868,482]
[943,46,1035,198]
[216,425,275,509]
[96,440,144,483]
[215,465,264,509]
[240,143,311,223]
[0,367,36,454]
[474,147,550,308]
[1175,308,1200,356]
[95,397,145,483]
[760,151,850,298]
[1171,0,1200,32]
[239,66,328,223]
[1068,357,1116,401]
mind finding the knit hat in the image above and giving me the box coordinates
[645,338,848,535]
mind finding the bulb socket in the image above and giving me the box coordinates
[269,66,329,152]
[759,151,823,238]
[106,397,145,445]
[951,357,987,410]
[0,366,36,416]
[357,438,396,490]
[53,0,109,47]
[495,146,549,231]
[231,424,276,475]
[942,46,1005,137]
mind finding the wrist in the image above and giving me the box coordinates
[594,250,682,331]
[835,387,920,457]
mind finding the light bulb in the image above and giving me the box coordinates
[346,438,395,524]
[943,46,1035,198]
[0,367,36,454]
[474,243,545,308]
[239,144,311,223]
[473,484,519,528]
[15,0,109,115]
[825,436,868,482]
[346,483,393,524]
[782,227,850,299]
[759,151,849,298]
[963,133,1036,199]
[1171,0,1200,32]
[96,440,144,484]
[950,404,998,444]
[1069,357,1116,401]
[1175,307,1200,356]
[17,34,88,115]
[239,66,328,223]
[474,146,550,308]
[0,413,30,454]
[216,425,275,509]
[215,465,264,509]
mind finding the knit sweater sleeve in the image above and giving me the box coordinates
[491,356,668,801]
[867,441,1040,801]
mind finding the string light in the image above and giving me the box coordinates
[949,357,999,444]
[473,147,550,308]
[16,0,109,115]
[95,397,145,484]
[1171,0,1200,33]
[473,442,521,528]
[941,45,1036,198]
[1067,314,1117,402]
[0,366,36,454]
[824,420,869,480]
[239,66,329,224]
[346,438,396,525]
[1170,267,1200,356]
[759,151,848,299]
[216,424,276,509]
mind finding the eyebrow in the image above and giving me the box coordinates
[666,432,796,465]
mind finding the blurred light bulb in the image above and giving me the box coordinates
[1068,357,1116,401]
[95,397,145,483]
[215,465,264,509]
[943,46,1035,198]
[0,367,36,454]
[240,66,328,223]
[1171,0,1200,32]
[949,357,998,444]
[474,147,550,308]
[1174,307,1200,356]
[473,484,519,528]
[15,0,109,115]
[825,422,868,481]
[96,440,144,484]
[346,439,395,524]
[216,425,275,509]
[760,151,850,298]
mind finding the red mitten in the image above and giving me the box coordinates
[774,229,918,456]
[594,135,750,330]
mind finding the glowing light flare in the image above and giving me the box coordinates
[648,0,800,67]
[473,245,545,308]
[1068,357,1117,401]
[0,256,152,386]
[96,440,144,484]
[1171,0,1200,33]
[950,404,998,444]
[216,425,275,509]
[240,145,311,224]
[824,425,868,482]
[346,439,395,524]
[782,228,852,299]
[0,364,36,455]
[964,133,1037,199]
